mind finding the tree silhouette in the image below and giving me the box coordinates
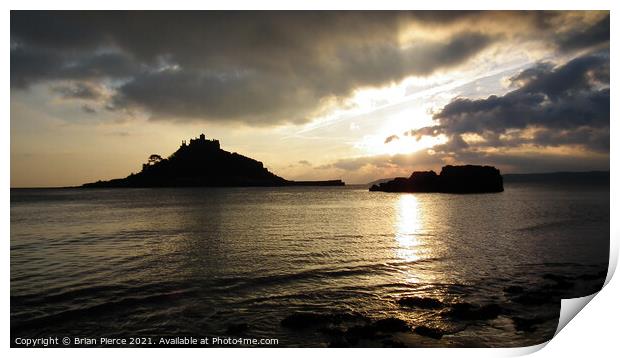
[148,154,163,165]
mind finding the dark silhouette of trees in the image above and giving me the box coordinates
[148,154,163,165]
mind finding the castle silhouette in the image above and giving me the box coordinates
[182,133,220,149]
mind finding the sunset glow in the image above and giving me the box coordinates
[10,10,610,187]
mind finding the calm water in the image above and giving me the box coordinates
[11,184,609,347]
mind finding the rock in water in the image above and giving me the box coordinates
[370,165,503,193]
[438,165,504,193]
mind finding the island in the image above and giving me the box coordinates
[83,133,345,188]
[369,165,503,193]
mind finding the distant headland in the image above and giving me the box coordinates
[369,165,503,193]
[83,133,344,188]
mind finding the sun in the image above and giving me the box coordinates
[357,107,447,156]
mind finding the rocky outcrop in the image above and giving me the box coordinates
[369,165,503,193]
[83,134,345,188]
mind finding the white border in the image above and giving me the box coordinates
[4,1,617,357]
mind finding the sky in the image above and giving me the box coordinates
[10,10,610,187]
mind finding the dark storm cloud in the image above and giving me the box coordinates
[11,46,138,88]
[10,11,483,57]
[557,14,610,52]
[10,11,609,125]
[8,11,512,125]
[111,69,322,123]
[402,51,609,153]
[111,30,495,123]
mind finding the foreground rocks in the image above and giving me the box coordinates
[443,303,503,320]
[370,165,503,193]
[277,268,606,347]
[280,312,368,329]
[413,325,446,339]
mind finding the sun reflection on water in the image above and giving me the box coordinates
[395,194,423,263]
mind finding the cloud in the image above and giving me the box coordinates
[12,11,606,126]
[107,30,496,125]
[51,82,106,100]
[372,51,610,175]
[81,104,97,114]
[452,149,609,174]
[321,145,608,182]
[384,134,399,144]
[557,14,609,52]
[318,150,442,172]
[11,46,138,88]
[402,51,609,153]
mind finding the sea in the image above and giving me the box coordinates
[10,182,609,347]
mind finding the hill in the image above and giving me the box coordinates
[83,134,344,188]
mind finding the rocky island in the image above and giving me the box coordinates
[369,165,503,193]
[83,134,345,188]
